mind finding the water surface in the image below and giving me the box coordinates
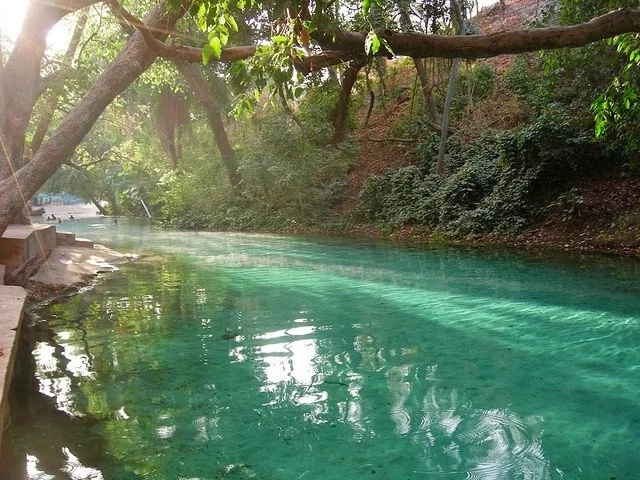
[4,218,640,479]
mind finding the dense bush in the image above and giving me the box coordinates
[238,113,355,220]
[354,166,442,227]
[297,83,359,146]
[355,112,609,235]
[158,104,357,231]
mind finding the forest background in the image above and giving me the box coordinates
[1,0,640,256]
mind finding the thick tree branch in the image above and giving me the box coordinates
[173,59,242,188]
[30,8,89,154]
[113,5,640,74]
[315,8,640,59]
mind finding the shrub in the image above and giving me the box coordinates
[452,62,497,113]
[297,83,358,145]
[354,166,443,227]
[354,111,610,235]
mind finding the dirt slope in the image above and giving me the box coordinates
[338,0,640,257]
[338,92,420,214]
[339,0,536,213]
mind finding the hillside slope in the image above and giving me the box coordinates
[339,0,640,257]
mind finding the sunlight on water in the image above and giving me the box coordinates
[4,219,640,479]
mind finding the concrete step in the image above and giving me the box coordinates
[0,224,57,271]
[75,238,94,248]
[56,231,77,246]
[0,286,27,453]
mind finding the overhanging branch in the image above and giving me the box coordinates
[106,2,640,74]
[316,8,640,59]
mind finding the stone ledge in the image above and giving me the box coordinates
[0,286,27,455]
[0,224,57,271]
[56,231,77,246]
[74,238,94,248]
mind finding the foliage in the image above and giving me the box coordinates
[235,112,356,224]
[559,0,638,24]
[11,0,634,240]
[155,165,232,229]
[297,83,353,145]
[451,62,496,113]
[354,165,443,227]
[158,103,357,230]
[355,112,609,235]
[591,34,640,169]
[540,0,637,113]
[549,187,585,220]
[227,38,306,118]
[503,55,553,114]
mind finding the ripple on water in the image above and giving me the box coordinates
[402,389,547,478]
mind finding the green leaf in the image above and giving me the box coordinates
[365,30,380,55]
[226,13,238,32]
[209,37,222,59]
[167,0,183,12]
[202,44,213,64]
[272,35,288,45]
[362,0,371,17]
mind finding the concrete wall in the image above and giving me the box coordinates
[0,224,57,273]
[0,286,27,455]
[0,225,54,454]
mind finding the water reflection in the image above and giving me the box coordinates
[22,290,552,479]
[239,322,550,478]
[8,234,640,479]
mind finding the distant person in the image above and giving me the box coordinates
[69,215,75,220]
[58,218,62,224]
[114,218,118,225]
[51,214,57,220]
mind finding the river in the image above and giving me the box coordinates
[3,218,640,479]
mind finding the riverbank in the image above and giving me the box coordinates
[24,242,132,302]
[0,224,130,457]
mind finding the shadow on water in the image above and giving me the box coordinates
[1,316,143,479]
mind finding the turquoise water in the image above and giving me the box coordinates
[4,218,640,479]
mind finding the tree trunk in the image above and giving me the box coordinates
[436,0,465,175]
[90,196,110,216]
[155,89,190,169]
[0,1,189,237]
[414,58,441,125]
[29,9,88,155]
[1,1,99,181]
[173,60,242,189]
[435,58,460,174]
[396,1,441,125]
[331,58,367,146]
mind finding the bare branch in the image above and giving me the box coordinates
[66,148,113,169]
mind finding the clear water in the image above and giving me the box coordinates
[4,218,640,479]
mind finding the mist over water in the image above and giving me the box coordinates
[4,218,640,479]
